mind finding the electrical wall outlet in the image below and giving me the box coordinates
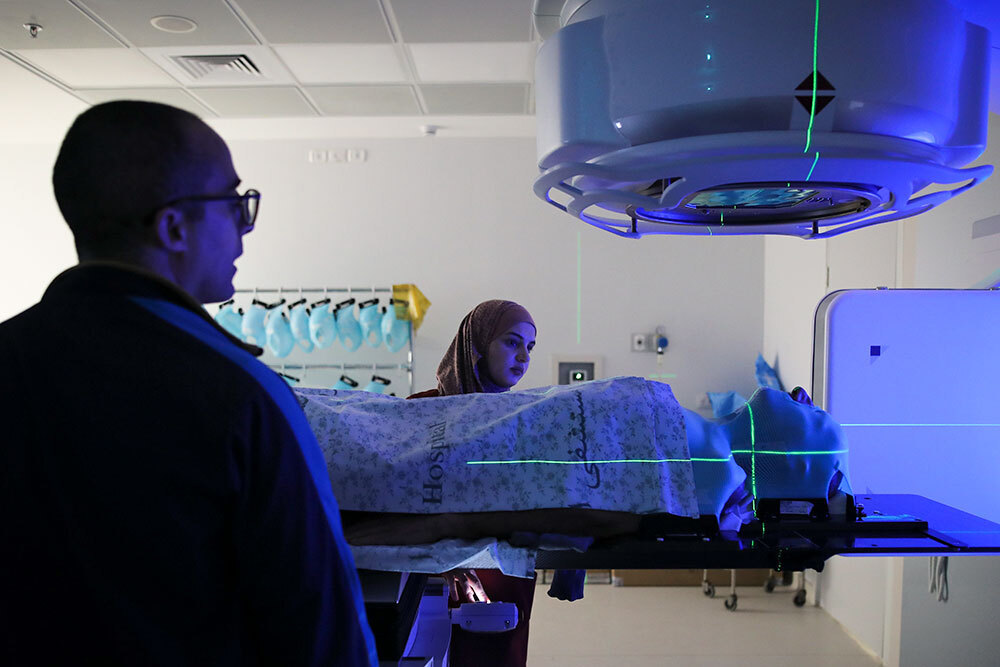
[631,333,647,352]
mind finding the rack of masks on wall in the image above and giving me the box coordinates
[213,286,425,395]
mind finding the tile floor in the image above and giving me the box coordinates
[527,582,881,666]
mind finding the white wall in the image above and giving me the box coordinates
[0,142,79,316]
[0,57,85,316]
[762,113,1000,665]
[214,134,765,402]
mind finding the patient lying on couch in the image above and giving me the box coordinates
[296,377,848,545]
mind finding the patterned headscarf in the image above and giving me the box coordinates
[436,299,535,395]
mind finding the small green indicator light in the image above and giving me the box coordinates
[706,53,712,61]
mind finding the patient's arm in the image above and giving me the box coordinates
[341,508,641,545]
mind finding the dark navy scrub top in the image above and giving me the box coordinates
[0,263,377,666]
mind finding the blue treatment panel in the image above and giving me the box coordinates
[812,289,1000,524]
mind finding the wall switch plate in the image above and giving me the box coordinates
[631,333,647,352]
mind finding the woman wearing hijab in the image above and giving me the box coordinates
[409,299,538,667]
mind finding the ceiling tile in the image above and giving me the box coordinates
[0,0,122,49]
[306,85,421,116]
[274,44,406,84]
[14,48,176,88]
[74,88,215,117]
[141,45,295,87]
[76,0,255,47]
[409,42,535,82]
[420,83,528,115]
[390,0,533,42]
[192,86,317,117]
[238,0,392,44]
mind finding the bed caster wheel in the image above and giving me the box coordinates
[702,582,715,598]
[793,590,807,607]
[763,578,776,593]
[724,594,738,611]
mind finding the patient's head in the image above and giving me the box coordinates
[721,387,849,498]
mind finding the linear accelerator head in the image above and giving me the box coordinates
[532,0,993,238]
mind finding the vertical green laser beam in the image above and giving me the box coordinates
[805,151,820,180]
[745,387,762,514]
[576,230,582,344]
[804,0,820,153]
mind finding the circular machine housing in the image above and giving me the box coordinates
[532,0,993,238]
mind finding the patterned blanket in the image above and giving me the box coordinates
[296,376,700,518]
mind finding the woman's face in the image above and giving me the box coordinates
[484,321,536,389]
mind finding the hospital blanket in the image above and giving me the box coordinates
[296,376,700,518]
[351,539,537,579]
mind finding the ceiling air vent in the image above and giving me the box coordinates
[169,54,261,81]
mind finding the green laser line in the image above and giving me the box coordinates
[731,449,848,456]
[576,230,582,344]
[745,387,762,513]
[804,0,820,153]
[841,423,1000,428]
[805,151,820,180]
[466,448,846,466]
[706,226,713,236]
[466,457,733,466]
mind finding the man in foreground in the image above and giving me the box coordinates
[0,101,376,666]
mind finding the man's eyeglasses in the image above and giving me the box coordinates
[155,189,261,229]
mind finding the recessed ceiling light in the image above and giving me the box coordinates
[150,15,198,34]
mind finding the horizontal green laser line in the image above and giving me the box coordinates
[841,423,1000,428]
[466,457,732,465]
[731,449,848,456]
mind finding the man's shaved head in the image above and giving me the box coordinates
[53,100,227,256]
